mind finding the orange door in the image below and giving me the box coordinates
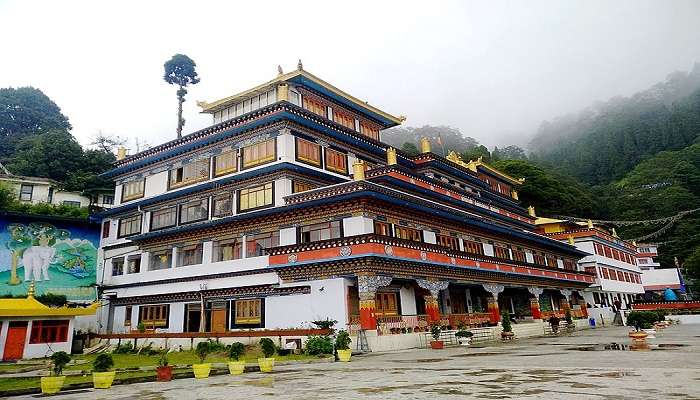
[210,309,227,333]
[3,321,28,361]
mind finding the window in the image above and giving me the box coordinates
[375,292,398,316]
[292,180,314,193]
[394,226,421,242]
[150,207,177,230]
[242,139,276,169]
[295,138,321,166]
[246,231,280,257]
[212,193,233,217]
[19,184,33,201]
[333,110,355,130]
[494,246,510,259]
[545,255,557,268]
[213,238,242,262]
[234,299,262,325]
[127,256,141,274]
[374,221,392,236]
[359,122,380,141]
[150,249,172,270]
[214,150,237,177]
[463,240,484,255]
[122,180,145,202]
[289,88,300,106]
[512,248,526,262]
[303,97,326,117]
[124,306,132,327]
[29,320,69,343]
[118,214,142,237]
[601,268,610,279]
[47,187,54,203]
[102,220,110,239]
[177,244,203,267]
[138,305,169,328]
[437,235,459,251]
[112,257,124,276]
[563,259,576,271]
[62,200,81,207]
[238,182,273,212]
[604,246,612,258]
[169,159,210,189]
[179,199,209,224]
[533,253,546,265]
[325,148,347,174]
[300,221,342,243]
[102,194,114,205]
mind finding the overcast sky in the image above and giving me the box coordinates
[1,0,699,151]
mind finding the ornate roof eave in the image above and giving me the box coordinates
[445,152,524,186]
[197,69,404,128]
[0,296,99,318]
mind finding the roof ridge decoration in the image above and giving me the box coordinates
[446,151,525,185]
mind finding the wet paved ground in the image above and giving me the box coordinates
[20,324,700,399]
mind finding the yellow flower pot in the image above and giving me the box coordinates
[93,371,116,389]
[257,358,275,373]
[337,349,352,362]
[40,376,66,394]
[228,361,246,375]
[192,363,211,379]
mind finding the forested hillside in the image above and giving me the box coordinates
[529,64,700,185]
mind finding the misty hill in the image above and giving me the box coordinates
[382,125,481,155]
[529,64,700,185]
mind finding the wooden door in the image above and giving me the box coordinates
[210,309,227,333]
[3,321,28,361]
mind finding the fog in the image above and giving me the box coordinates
[1,0,699,149]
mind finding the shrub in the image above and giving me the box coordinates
[653,309,668,323]
[36,293,68,308]
[259,338,276,358]
[305,336,333,355]
[229,342,245,361]
[206,339,227,353]
[113,342,134,354]
[50,351,71,376]
[335,330,351,351]
[430,324,441,340]
[455,329,474,338]
[195,341,210,364]
[627,311,656,331]
[93,353,114,372]
[311,318,338,332]
[137,322,146,333]
[501,310,512,333]
[158,353,169,367]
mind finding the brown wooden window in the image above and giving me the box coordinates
[303,97,326,117]
[292,180,314,193]
[179,199,209,224]
[176,243,203,267]
[246,231,280,257]
[601,268,610,279]
[375,292,398,316]
[394,226,422,242]
[127,256,141,274]
[604,246,612,258]
[30,320,69,343]
[150,206,177,230]
[124,306,132,326]
[213,239,242,262]
[238,182,273,212]
[234,299,262,324]
[374,221,392,236]
[494,246,510,259]
[111,257,124,276]
[102,220,110,238]
[138,305,169,328]
[463,240,484,255]
[169,158,210,189]
[512,248,526,262]
[325,148,347,174]
[150,249,172,270]
[333,110,355,130]
[242,139,276,169]
[295,138,321,166]
[533,253,546,265]
[214,150,237,177]
[118,214,142,237]
[563,259,576,271]
[546,255,557,268]
[300,221,342,243]
[212,193,233,217]
[437,234,459,251]
[359,122,380,140]
[121,179,145,202]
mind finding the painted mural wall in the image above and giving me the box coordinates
[0,214,99,301]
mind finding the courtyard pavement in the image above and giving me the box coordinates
[19,324,700,399]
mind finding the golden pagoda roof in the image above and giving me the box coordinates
[446,152,525,185]
[534,217,567,225]
[197,66,404,126]
[0,286,99,318]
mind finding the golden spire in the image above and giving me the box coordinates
[352,160,365,181]
[116,146,127,161]
[297,59,303,70]
[386,147,397,166]
[420,137,431,153]
[612,227,619,238]
[27,280,35,298]
[587,219,594,228]
[277,65,284,75]
[528,206,536,217]
[511,190,519,200]
[568,235,575,245]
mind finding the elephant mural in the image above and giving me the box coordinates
[22,237,56,282]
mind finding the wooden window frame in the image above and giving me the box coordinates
[212,193,233,218]
[295,137,321,166]
[150,206,177,231]
[111,257,124,276]
[232,298,263,327]
[237,182,274,213]
[168,159,210,190]
[394,226,422,242]
[213,238,242,262]
[242,139,276,169]
[118,214,142,238]
[375,292,399,316]
[121,179,145,202]
[324,148,348,174]
[150,250,173,271]
[463,240,484,255]
[214,150,238,177]
[19,184,34,201]
[138,304,170,329]
[436,234,459,251]
[246,231,280,258]
[179,198,209,225]
[292,180,314,193]
[102,220,110,239]
[29,320,69,343]
[299,221,342,243]
[176,243,204,267]
[124,306,132,326]
[374,221,392,236]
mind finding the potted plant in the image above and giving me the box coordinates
[501,310,514,339]
[92,353,115,389]
[258,338,276,373]
[548,315,561,334]
[156,353,173,382]
[455,329,474,346]
[430,324,443,349]
[335,330,352,362]
[137,322,146,333]
[228,342,246,375]
[626,311,652,341]
[192,341,211,379]
[41,351,71,394]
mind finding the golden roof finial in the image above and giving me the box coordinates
[587,219,594,228]
[632,240,637,246]
[352,160,365,181]
[27,280,35,298]
[568,235,575,245]
[277,65,284,75]
[116,146,127,161]
[612,227,619,238]
[511,190,519,200]
[528,206,536,217]
[297,59,303,70]
[386,147,397,166]
[420,137,431,154]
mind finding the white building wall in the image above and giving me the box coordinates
[343,216,374,237]
[400,286,417,315]
[169,302,186,333]
[266,278,348,329]
[145,172,168,198]
[279,227,297,246]
[53,191,91,207]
